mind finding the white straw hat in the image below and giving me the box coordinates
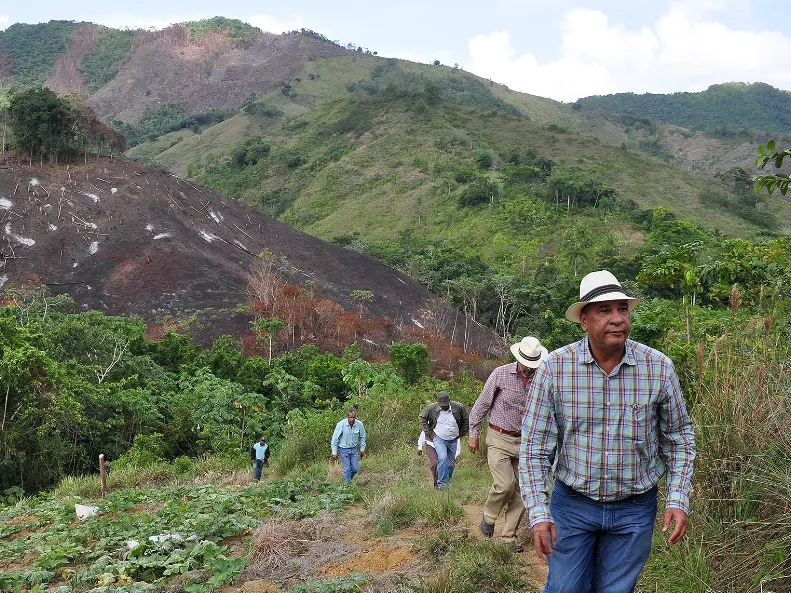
[509,336,548,368]
[565,270,641,323]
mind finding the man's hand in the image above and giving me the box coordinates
[531,522,556,561]
[359,450,365,458]
[468,437,479,453]
[663,508,688,545]
[331,454,338,462]
[417,449,423,456]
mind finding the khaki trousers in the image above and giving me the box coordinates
[483,428,525,540]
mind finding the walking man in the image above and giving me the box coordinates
[419,391,469,488]
[520,270,696,593]
[250,436,270,481]
[331,408,367,484]
[469,336,548,550]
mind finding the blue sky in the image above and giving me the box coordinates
[2,0,790,102]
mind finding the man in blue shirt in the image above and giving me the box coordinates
[331,408,367,483]
[250,436,270,481]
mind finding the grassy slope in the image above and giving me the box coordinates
[124,53,791,277]
[149,92,791,243]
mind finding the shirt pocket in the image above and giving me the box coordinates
[622,402,654,444]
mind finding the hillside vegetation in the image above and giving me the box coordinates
[126,78,791,348]
[577,82,791,137]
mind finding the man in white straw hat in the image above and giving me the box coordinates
[519,270,695,593]
[469,336,548,552]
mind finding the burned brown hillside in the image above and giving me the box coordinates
[0,157,501,359]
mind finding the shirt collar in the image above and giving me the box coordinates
[578,337,637,367]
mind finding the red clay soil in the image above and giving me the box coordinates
[0,157,501,356]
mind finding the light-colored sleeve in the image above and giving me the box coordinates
[331,421,342,455]
[417,431,426,450]
[359,421,367,452]
[469,370,500,438]
[659,360,696,515]
[455,438,461,459]
[519,363,558,527]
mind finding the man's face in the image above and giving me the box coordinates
[580,300,630,352]
[259,439,266,445]
[347,412,357,426]
[438,399,450,411]
[517,363,536,378]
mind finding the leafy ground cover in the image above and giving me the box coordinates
[0,471,356,592]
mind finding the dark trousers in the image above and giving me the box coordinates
[252,459,265,481]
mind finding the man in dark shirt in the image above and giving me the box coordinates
[469,336,547,550]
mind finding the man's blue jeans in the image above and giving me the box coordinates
[433,437,457,488]
[338,447,359,483]
[252,459,265,481]
[544,481,657,593]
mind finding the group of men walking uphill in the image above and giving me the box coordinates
[319,270,696,593]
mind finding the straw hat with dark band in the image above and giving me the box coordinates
[509,336,548,369]
[565,270,640,323]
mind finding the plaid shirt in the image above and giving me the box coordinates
[469,362,532,438]
[519,337,695,527]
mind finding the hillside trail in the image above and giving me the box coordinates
[222,485,547,592]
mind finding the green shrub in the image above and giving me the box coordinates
[173,456,194,476]
[388,343,431,385]
[276,407,343,474]
[112,433,166,469]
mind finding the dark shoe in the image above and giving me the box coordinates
[480,516,494,538]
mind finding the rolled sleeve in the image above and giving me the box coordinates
[469,376,498,438]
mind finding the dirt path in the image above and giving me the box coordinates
[461,504,548,590]
[222,497,547,592]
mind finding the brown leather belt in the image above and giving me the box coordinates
[488,423,520,438]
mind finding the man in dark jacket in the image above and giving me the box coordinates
[250,436,271,481]
[419,391,469,488]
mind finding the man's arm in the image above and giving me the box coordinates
[658,360,696,543]
[250,446,256,462]
[418,405,433,438]
[263,444,270,463]
[358,421,367,452]
[330,422,342,455]
[459,403,470,437]
[468,372,500,438]
[519,364,559,528]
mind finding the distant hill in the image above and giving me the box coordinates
[576,82,791,137]
[3,19,788,174]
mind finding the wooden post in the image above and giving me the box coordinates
[99,454,107,497]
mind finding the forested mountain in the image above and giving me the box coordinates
[576,82,791,137]
[3,18,791,351]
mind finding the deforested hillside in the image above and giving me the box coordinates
[0,156,500,357]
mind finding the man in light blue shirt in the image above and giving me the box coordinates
[331,408,367,483]
[250,436,270,481]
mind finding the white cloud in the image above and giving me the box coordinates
[0,16,8,31]
[465,4,791,102]
[246,14,303,34]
